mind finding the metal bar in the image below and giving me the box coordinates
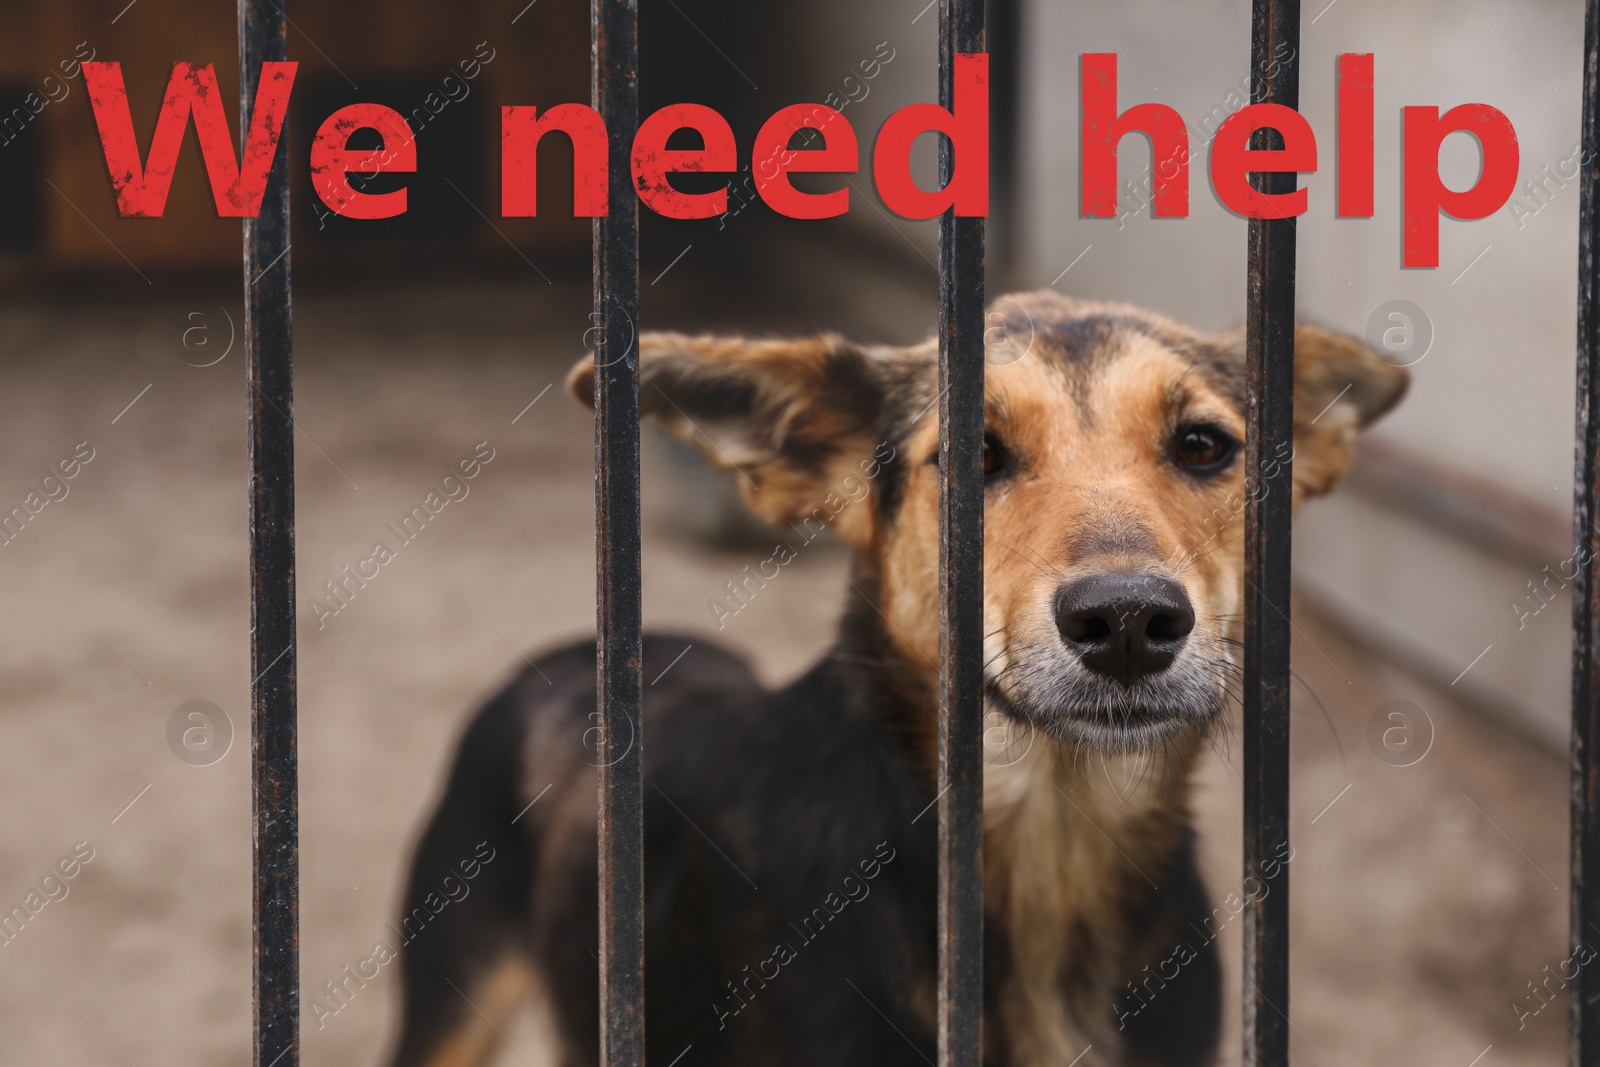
[1241,2,1299,1066]
[240,2,298,1066]
[936,1,985,1065]
[1573,3,1600,1063]
[592,1,644,1065]
[985,0,1020,281]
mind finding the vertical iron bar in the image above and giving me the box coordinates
[937,2,985,1065]
[1573,3,1600,1064]
[985,0,1020,283]
[592,1,644,1065]
[1242,2,1299,1066]
[241,2,297,1066]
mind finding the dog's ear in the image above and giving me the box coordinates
[566,332,912,546]
[1290,323,1409,500]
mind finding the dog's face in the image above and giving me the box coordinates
[568,291,1407,751]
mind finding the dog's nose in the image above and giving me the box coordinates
[1055,574,1195,685]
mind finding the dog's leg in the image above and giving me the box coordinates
[389,953,538,1067]
[386,693,556,1067]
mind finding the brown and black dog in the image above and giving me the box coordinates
[385,291,1406,1067]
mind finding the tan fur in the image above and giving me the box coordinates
[413,957,560,1067]
[874,335,1241,1067]
[984,738,1200,1066]
[567,332,898,549]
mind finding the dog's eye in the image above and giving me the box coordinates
[1172,424,1237,473]
[925,433,1010,480]
[983,433,1009,480]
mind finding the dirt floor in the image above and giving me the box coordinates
[0,251,1569,1066]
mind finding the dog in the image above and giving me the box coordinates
[384,291,1407,1067]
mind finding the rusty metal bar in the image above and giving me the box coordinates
[1573,3,1600,1063]
[1241,2,1299,1065]
[936,1,985,1065]
[240,2,298,1066]
[985,0,1020,279]
[592,0,644,1064]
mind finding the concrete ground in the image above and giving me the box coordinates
[0,245,1568,1065]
